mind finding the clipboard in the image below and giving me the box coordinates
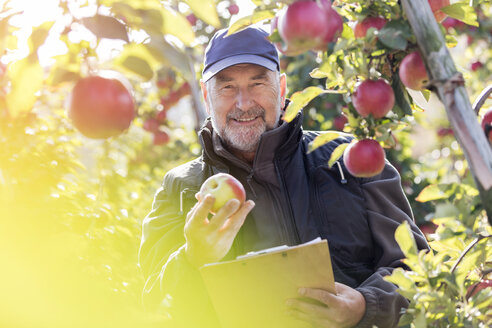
[199,238,335,328]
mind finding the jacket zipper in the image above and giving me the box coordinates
[309,168,326,235]
[274,158,301,245]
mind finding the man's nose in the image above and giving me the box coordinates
[235,88,255,110]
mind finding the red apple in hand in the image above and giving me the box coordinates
[399,51,429,91]
[68,75,135,139]
[482,108,492,143]
[343,139,386,178]
[352,79,395,119]
[199,173,246,214]
[354,16,387,38]
[428,0,450,23]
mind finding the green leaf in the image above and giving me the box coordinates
[183,0,220,28]
[146,38,191,79]
[113,43,161,78]
[378,20,412,51]
[445,34,458,48]
[384,268,416,290]
[391,74,413,118]
[160,6,195,46]
[120,56,154,80]
[29,21,54,53]
[227,10,275,35]
[415,184,449,202]
[283,86,325,122]
[47,67,80,86]
[395,221,418,259]
[81,15,129,42]
[441,3,479,27]
[308,132,346,153]
[328,143,349,168]
[6,54,44,116]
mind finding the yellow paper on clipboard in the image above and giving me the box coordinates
[199,238,335,328]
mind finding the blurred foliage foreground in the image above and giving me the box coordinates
[0,110,198,328]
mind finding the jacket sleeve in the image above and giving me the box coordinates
[354,163,429,328]
[138,173,221,328]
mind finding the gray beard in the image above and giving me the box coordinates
[212,106,283,153]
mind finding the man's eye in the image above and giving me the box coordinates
[253,82,263,86]
[223,85,233,89]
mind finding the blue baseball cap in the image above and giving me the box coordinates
[202,27,280,82]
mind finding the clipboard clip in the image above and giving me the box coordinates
[235,245,290,260]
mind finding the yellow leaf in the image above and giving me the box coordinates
[184,0,221,28]
[227,11,275,35]
[328,143,349,168]
[6,55,43,116]
[308,132,346,153]
[395,221,418,259]
[161,6,195,46]
[283,86,325,123]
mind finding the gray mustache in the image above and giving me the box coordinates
[227,108,265,121]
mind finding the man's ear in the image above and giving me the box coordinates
[279,73,287,108]
[200,80,211,115]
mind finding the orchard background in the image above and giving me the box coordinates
[0,0,491,327]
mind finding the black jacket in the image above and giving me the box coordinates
[139,113,429,328]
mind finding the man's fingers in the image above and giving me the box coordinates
[299,287,337,307]
[220,200,255,233]
[208,199,241,230]
[186,195,214,227]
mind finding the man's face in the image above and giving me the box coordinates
[202,64,286,153]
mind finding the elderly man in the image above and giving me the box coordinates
[139,27,428,328]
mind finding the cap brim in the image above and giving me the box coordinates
[202,54,278,82]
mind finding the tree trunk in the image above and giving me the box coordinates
[401,0,492,224]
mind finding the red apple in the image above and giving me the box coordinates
[277,0,342,55]
[418,222,438,237]
[199,173,246,214]
[153,130,170,145]
[437,127,454,137]
[482,108,492,143]
[428,0,450,23]
[186,14,197,26]
[228,4,239,15]
[441,17,465,31]
[143,118,160,132]
[467,280,492,299]
[399,51,429,91]
[68,75,135,139]
[333,114,348,131]
[471,61,483,72]
[343,139,386,178]
[352,79,395,119]
[156,110,167,123]
[354,16,387,38]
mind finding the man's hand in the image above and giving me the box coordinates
[184,194,255,268]
[285,282,366,328]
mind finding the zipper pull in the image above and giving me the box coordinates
[336,161,347,185]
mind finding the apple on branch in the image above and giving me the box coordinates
[428,0,450,23]
[354,16,387,38]
[343,139,386,178]
[399,51,429,91]
[352,79,395,119]
[68,75,135,139]
[199,173,246,214]
[277,0,342,55]
[481,108,492,144]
